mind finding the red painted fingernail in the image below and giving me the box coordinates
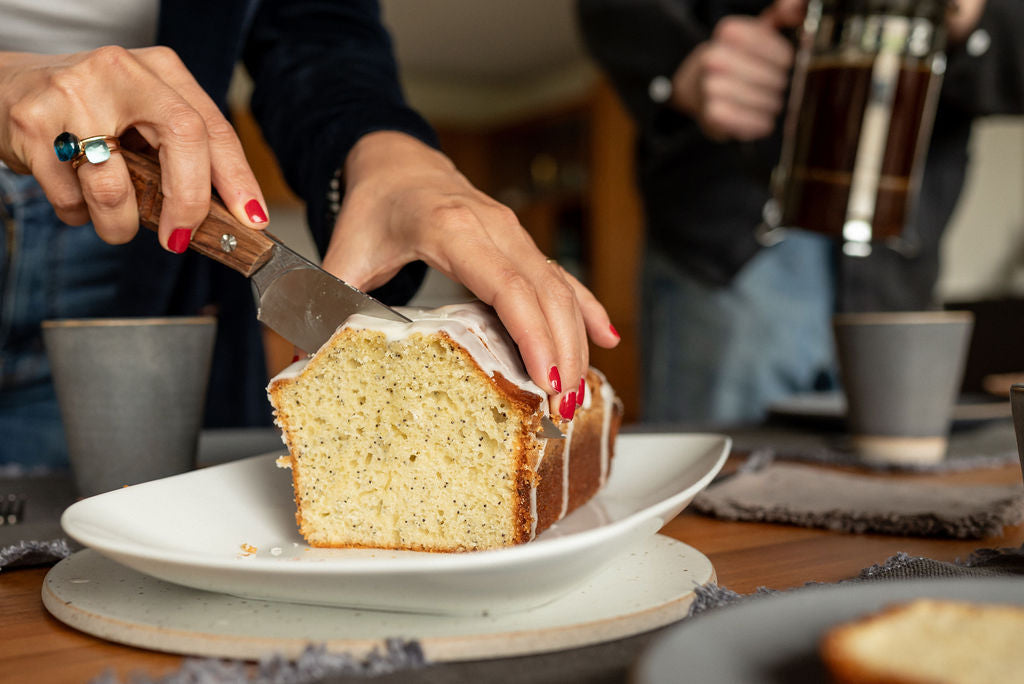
[560,392,577,420]
[291,354,300,364]
[168,228,191,254]
[245,198,268,224]
[548,366,561,393]
[577,378,585,406]
[609,324,620,338]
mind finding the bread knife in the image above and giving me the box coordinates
[123,149,410,354]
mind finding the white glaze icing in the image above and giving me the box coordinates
[559,421,575,520]
[529,482,538,540]
[269,357,310,383]
[581,378,593,410]
[593,368,615,486]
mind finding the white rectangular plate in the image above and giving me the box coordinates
[61,433,729,615]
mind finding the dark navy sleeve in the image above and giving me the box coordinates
[242,0,437,302]
[941,0,1024,116]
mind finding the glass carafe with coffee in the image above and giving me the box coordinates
[760,0,949,257]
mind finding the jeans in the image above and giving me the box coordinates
[0,166,126,468]
[642,231,838,425]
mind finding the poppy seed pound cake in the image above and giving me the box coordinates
[267,301,622,552]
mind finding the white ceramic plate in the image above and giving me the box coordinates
[633,578,1024,684]
[44,536,715,662]
[61,433,729,615]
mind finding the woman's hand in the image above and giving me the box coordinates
[0,47,267,251]
[671,0,804,141]
[322,131,620,417]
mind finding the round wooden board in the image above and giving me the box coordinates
[43,535,714,662]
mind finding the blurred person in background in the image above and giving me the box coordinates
[577,0,1023,425]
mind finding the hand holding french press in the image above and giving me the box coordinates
[668,0,804,142]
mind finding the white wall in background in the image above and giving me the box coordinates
[381,0,597,127]
[938,117,1024,302]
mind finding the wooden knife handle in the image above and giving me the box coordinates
[123,149,274,278]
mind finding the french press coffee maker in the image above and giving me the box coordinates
[761,0,950,257]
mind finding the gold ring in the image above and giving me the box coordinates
[545,258,558,265]
[69,135,121,170]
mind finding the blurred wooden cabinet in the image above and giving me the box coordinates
[433,80,644,422]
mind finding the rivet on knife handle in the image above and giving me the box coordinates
[124,149,275,278]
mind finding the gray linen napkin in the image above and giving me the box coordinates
[89,642,426,684]
[692,455,1024,538]
[0,539,71,570]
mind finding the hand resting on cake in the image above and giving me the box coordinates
[322,130,621,419]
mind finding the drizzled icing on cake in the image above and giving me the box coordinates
[528,370,616,541]
[594,368,615,486]
[559,421,576,520]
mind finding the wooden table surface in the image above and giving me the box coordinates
[2,453,1022,683]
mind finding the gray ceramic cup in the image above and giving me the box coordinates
[833,311,974,465]
[42,317,216,497]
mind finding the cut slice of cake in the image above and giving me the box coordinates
[267,301,622,552]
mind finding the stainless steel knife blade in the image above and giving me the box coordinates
[251,236,410,353]
[538,416,565,439]
[124,148,410,354]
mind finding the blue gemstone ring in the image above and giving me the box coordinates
[53,132,121,169]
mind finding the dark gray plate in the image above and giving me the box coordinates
[633,578,1024,684]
